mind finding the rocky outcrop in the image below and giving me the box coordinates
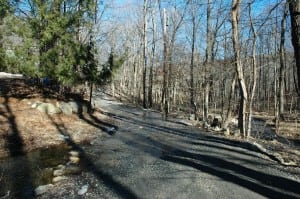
[67,101,88,114]
[32,100,88,115]
[36,103,61,114]
[56,102,73,115]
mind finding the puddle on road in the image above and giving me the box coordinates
[0,144,70,198]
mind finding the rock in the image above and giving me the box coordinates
[69,150,80,157]
[69,156,80,164]
[31,101,42,108]
[78,185,89,195]
[52,176,67,183]
[57,102,73,115]
[68,101,88,114]
[68,101,80,113]
[106,127,116,135]
[35,184,54,196]
[53,169,64,176]
[58,134,70,141]
[64,165,81,175]
[56,164,66,170]
[36,103,61,114]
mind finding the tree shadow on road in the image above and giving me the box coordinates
[118,129,300,199]
[98,105,300,198]
[102,110,278,161]
[73,102,118,135]
[0,96,35,198]
[47,115,139,199]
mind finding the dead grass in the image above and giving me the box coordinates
[0,79,107,159]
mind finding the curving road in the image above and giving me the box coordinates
[76,93,300,199]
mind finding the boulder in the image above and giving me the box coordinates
[55,164,66,170]
[67,101,79,113]
[53,169,64,176]
[67,101,88,114]
[57,102,73,115]
[35,184,54,196]
[63,165,81,175]
[52,176,67,183]
[78,185,89,195]
[31,101,42,109]
[68,150,80,157]
[36,103,61,114]
[69,156,80,164]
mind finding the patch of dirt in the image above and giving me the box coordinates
[0,78,108,159]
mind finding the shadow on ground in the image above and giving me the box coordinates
[102,105,300,199]
[0,96,35,198]
[47,114,139,199]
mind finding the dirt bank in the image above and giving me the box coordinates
[0,78,107,159]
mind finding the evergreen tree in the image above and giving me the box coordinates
[25,0,96,85]
[0,0,11,71]
[99,51,126,85]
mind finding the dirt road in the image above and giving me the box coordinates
[44,93,299,199]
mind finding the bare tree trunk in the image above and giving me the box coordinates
[247,3,257,137]
[279,3,288,117]
[143,0,148,108]
[204,0,212,122]
[223,74,236,129]
[160,7,169,119]
[190,0,197,120]
[133,50,137,102]
[231,0,248,137]
[289,0,300,96]
[148,1,157,108]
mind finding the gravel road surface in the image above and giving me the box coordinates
[42,93,300,199]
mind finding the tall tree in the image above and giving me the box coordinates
[203,0,212,122]
[143,0,148,108]
[25,0,96,85]
[289,0,300,95]
[159,5,169,118]
[189,0,198,120]
[231,0,248,137]
[247,2,257,137]
[148,0,158,108]
[279,3,289,117]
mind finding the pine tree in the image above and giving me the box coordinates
[0,0,11,71]
[25,0,96,85]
